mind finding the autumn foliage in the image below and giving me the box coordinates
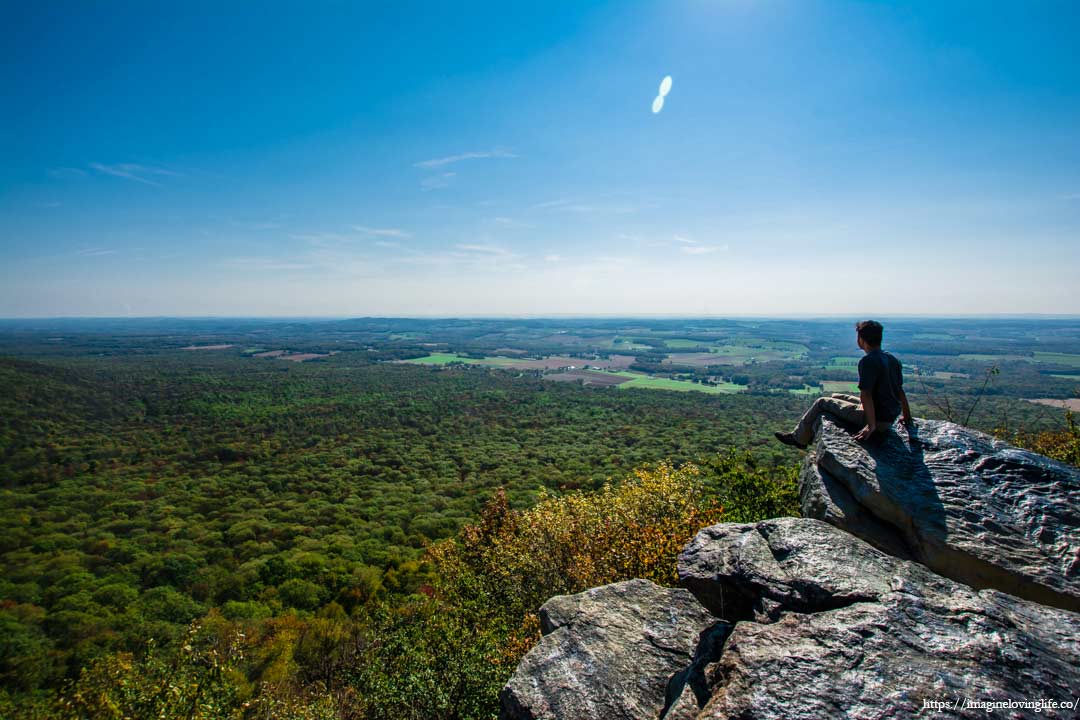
[7,452,798,719]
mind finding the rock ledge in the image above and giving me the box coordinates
[800,416,1080,612]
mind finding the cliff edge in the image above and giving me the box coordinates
[800,416,1079,612]
[501,418,1080,719]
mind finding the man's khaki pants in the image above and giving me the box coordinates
[793,393,865,446]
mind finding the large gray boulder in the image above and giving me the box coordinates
[502,424,1080,719]
[499,579,723,720]
[800,416,1080,612]
[677,518,1080,719]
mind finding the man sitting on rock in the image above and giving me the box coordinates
[775,320,912,449]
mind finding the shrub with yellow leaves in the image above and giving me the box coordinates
[417,449,798,699]
[1001,410,1080,468]
[430,460,725,623]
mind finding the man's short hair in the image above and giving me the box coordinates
[855,320,884,346]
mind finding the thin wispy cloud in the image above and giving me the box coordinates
[74,248,118,257]
[421,172,456,190]
[413,148,517,169]
[456,243,512,256]
[645,235,727,255]
[532,198,637,214]
[223,257,315,271]
[533,198,576,210]
[488,216,534,229]
[596,255,638,266]
[680,244,729,255]
[290,232,348,246]
[90,163,182,186]
[353,225,413,239]
[545,254,562,262]
[387,243,527,273]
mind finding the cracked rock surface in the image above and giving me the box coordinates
[679,518,1080,719]
[502,422,1080,719]
[499,579,720,720]
[503,519,1080,719]
[801,416,1080,611]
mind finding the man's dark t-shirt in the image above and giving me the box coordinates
[858,349,903,424]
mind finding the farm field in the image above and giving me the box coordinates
[402,352,513,366]
[958,353,1034,362]
[661,341,807,367]
[663,351,742,367]
[1026,398,1080,411]
[609,338,654,350]
[599,370,746,394]
[663,338,710,348]
[402,353,636,370]
[252,349,335,361]
[542,369,631,386]
[951,352,1080,368]
[278,352,336,362]
[1033,352,1080,367]
[821,380,861,394]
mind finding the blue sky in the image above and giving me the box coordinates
[2,0,1079,317]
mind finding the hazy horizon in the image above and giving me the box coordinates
[5,312,1080,322]
[3,1,1079,316]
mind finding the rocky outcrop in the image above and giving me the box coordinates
[677,518,1080,719]
[499,579,723,720]
[503,518,1080,719]
[501,422,1080,719]
[800,416,1080,612]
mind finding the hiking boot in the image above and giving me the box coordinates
[774,431,807,450]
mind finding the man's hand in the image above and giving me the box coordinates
[854,423,876,441]
[900,414,917,444]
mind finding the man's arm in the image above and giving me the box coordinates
[898,387,912,425]
[855,389,877,441]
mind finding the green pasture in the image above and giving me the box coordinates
[958,354,1034,362]
[403,353,518,367]
[1034,352,1080,367]
[403,353,466,365]
[709,341,806,360]
[609,337,653,350]
[598,370,746,394]
[821,380,860,394]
